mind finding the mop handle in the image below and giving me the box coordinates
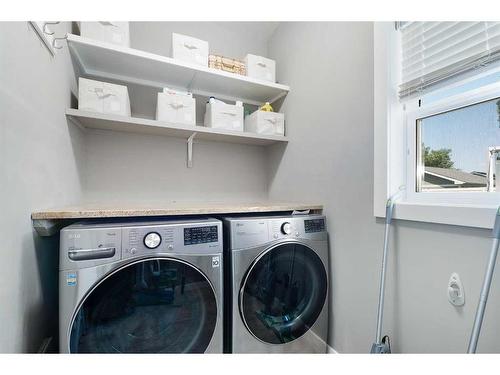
[374,195,397,344]
[467,207,500,353]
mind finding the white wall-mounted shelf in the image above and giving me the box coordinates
[67,34,290,106]
[67,109,288,146]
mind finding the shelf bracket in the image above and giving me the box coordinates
[187,132,197,168]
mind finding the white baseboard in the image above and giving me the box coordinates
[327,345,338,354]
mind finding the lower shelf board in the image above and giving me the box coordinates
[66,109,289,146]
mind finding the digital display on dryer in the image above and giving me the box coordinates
[304,219,325,233]
[184,226,218,245]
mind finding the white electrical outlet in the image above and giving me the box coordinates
[448,273,465,306]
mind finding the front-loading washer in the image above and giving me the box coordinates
[223,214,329,353]
[59,218,223,353]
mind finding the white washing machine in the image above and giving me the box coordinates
[59,218,223,353]
[223,215,329,353]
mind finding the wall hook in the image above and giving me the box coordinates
[52,34,68,50]
[43,21,59,35]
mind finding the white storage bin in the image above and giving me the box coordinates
[204,101,244,132]
[172,33,209,66]
[79,22,130,47]
[245,110,285,136]
[244,54,276,82]
[78,77,131,117]
[156,91,195,126]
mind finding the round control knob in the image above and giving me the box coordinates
[144,232,161,249]
[281,222,292,235]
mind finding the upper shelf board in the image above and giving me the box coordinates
[67,34,290,106]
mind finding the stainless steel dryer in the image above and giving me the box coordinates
[223,215,329,353]
[59,218,223,353]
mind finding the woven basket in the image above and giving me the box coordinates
[208,54,246,75]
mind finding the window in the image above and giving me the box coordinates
[405,83,500,207]
[373,22,500,228]
[416,96,500,193]
[400,22,500,207]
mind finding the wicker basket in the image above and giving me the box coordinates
[208,54,246,75]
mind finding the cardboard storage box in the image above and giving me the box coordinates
[204,101,244,132]
[172,33,209,66]
[208,54,246,75]
[79,22,130,47]
[156,90,196,125]
[78,77,131,117]
[245,54,276,82]
[244,110,285,136]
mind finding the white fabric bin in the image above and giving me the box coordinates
[78,78,131,117]
[244,110,285,136]
[156,91,195,125]
[204,102,244,132]
[244,54,276,82]
[79,22,130,47]
[172,33,209,66]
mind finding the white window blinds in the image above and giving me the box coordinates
[399,22,500,98]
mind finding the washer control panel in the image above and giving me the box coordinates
[184,225,218,245]
[281,222,292,235]
[144,232,162,249]
[304,218,326,233]
[122,219,222,259]
[59,219,222,270]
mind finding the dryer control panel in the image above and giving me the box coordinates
[226,215,327,250]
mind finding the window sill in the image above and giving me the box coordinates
[383,202,498,229]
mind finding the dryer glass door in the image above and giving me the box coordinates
[69,258,217,353]
[240,243,327,345]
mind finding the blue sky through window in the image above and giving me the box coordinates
[420,97,500,173]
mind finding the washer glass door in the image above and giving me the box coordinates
[240,243,327,344]
[70,258,217,353]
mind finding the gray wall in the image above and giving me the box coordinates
[130,22,276,59]
[0,22,85,352]
[268,22,500,353]
[81,22,277,204]
[83,130,269,203]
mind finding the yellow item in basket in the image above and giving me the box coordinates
[259,102,274,112]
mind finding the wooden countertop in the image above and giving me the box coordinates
[31,201,323,220]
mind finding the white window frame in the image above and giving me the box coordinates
[374,22,500,229]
